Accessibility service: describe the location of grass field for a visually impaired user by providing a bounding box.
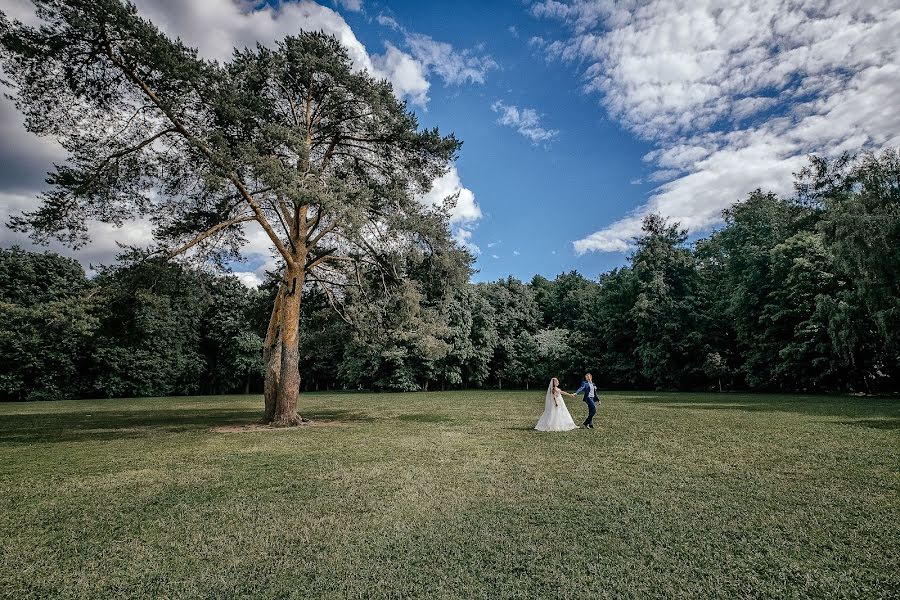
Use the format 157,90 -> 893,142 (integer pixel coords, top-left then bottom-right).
0,391 -> 897,599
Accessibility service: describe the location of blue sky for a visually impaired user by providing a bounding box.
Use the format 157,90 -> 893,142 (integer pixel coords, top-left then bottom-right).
341,2 -> 654,281
1,0 -> 897,285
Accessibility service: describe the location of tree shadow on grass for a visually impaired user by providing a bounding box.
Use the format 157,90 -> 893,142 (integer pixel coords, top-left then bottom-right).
0,406 -> 372,446
837,418 -> 900,430
397,413 -> 454,424
626,393 -> 900,423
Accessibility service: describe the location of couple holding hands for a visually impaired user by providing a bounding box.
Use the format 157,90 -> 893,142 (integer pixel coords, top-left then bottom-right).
534,373 -> 599,432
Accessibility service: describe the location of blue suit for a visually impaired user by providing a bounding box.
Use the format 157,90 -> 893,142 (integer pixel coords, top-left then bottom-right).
574,380 -> 598,427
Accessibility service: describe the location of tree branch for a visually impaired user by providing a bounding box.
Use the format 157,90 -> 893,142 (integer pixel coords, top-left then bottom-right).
101,41 -> 297,269
313,278 -> 353,324
307,220 -> 339,247
167,215 -> 257,258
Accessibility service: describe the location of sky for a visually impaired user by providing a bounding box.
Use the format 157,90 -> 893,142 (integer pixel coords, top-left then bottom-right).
1,0 -> 898,286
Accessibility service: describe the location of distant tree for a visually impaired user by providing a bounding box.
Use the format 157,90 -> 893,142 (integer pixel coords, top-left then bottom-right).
630,214 -> 703,389
585,267 -> 642,388
712,192 -> 805,388
534,328 -> 571,385
0,247 -> 89,305
200,277 -> 264,394
0,249 -> 97,401
339,279 -> 450,391
477,277 -> 541,387
764,230 -> 841,389
807,150 -> 900,390
464,291 -> 500,387
90,256 -> 210,398
703,352 -> 727,392
0,2 -> 459,423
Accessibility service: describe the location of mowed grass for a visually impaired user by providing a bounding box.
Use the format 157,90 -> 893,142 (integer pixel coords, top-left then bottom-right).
0,391 -> 897,599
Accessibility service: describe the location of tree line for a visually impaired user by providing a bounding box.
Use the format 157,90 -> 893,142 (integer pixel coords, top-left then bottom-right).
2,151 -> 896,401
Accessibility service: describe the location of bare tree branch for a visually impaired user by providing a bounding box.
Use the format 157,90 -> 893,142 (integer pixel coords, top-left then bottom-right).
167,215 -> 256,258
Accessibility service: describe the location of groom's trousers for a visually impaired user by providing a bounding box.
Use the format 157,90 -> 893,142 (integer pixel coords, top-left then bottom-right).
583,396 -> 597,426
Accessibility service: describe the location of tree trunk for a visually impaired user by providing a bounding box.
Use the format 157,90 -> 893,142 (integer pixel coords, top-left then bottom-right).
263,290 -> 283,422
263,265 -> 306,426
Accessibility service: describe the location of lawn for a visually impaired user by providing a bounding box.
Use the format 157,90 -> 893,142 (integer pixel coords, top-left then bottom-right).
0,391 -> 897,599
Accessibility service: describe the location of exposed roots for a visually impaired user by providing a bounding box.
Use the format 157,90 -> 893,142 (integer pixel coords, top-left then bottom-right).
266,414 -> 310,428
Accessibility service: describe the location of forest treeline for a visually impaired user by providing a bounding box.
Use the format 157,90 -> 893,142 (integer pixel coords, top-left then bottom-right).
1,151 -> 897,400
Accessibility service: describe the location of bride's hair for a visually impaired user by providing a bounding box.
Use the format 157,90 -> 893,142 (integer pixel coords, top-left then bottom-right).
551,377 -> 558,387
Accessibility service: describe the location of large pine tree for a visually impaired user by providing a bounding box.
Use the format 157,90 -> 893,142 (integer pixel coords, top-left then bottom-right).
0,1 -> 461,423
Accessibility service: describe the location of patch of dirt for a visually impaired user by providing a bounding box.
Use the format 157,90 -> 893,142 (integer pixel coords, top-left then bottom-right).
212,421 -> 342,433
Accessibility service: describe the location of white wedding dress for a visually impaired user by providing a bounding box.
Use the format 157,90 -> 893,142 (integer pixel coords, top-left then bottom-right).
534,381 -> 578,431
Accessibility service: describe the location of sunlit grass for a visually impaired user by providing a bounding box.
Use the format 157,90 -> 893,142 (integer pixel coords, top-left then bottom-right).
1,391 -> 897,598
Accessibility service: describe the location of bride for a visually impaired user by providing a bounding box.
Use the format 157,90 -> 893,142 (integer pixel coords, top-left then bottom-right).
535,377 -> 578,432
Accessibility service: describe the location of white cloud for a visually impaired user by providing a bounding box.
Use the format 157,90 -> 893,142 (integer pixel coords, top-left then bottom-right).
417,165 -> 482,224
376,14 -> 400,30
417,165 -> 485,258
491,254 -> 499,259
508,25 -> 519,38
232,271 -> 264,288
333,0 -> 362,12
491,100 -> 559,144
375,17 -> 498,88
0,192 -> 155,274
513,250 -> 521,256
371,43 -> 430,106
647,169 -> 681,182
452,228 -> 480,255
530,0 -> 900,253
405,33 -> 498,85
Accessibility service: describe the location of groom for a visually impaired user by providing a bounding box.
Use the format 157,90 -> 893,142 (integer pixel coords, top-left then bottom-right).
572,373 -> 598,429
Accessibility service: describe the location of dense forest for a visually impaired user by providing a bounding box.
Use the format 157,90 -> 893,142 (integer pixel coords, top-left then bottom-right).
1,151 -> 897,400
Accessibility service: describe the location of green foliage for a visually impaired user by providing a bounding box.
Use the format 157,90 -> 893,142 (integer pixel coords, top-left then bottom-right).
1,150 -> 898,399
200,277 -> 265,394
90,258 -> 212,397
0,248 -> 97,401
630,214 -> 704,389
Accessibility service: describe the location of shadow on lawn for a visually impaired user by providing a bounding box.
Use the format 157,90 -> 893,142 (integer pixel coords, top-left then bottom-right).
0,406 -> 370,446
628,393 -> 900,424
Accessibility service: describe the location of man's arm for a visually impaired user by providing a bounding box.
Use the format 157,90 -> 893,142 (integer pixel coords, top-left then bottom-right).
573,382 -> 587,395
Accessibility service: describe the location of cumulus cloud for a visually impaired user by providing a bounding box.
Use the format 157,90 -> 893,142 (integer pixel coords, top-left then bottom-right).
371,43 -> 430,106
417,165 -> 482,224
452,227 -> 480,256
417,165 -> 484,258
405,33 -> 498,85
231,271 -> 264,288
375,16 -> 498,88
332,0 -> 362,12
491,100 -> 559,144
530,0 -> 900,253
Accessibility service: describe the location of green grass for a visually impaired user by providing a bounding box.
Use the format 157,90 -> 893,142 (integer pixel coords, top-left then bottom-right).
0,391 -> 897,599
